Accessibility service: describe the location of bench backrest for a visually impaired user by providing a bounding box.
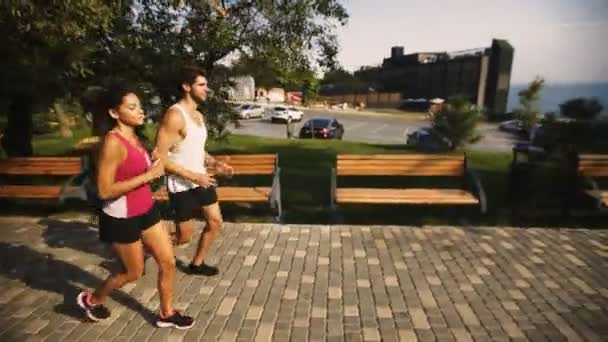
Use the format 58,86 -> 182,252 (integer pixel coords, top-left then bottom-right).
578,154 -> 608,177
336,154 -> 465,176
211,154 -> 277,175
0,157 -> 82,176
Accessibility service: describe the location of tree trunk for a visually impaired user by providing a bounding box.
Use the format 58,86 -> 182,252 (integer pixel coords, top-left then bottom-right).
92,106 -> 108,137
53,101 -> 73,138
1,95 -> 33,157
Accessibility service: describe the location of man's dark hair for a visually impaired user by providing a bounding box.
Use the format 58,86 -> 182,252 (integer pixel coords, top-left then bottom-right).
178,66 -> 206,93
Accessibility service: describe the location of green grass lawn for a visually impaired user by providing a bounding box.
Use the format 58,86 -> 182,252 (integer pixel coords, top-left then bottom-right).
365,107 -> 426,118
2,126 -> 604,227
32,127 -> 93,156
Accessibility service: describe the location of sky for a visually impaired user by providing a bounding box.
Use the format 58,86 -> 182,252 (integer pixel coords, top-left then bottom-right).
335,0 -> 608,85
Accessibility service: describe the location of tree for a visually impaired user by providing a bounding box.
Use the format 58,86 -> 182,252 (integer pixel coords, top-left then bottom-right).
230,56 -> 281,89
354,65 -> 383,91
0,1 -> 121,156
1,0 -> 349,153
91,0 -> 348,137
302,78 -> 321,106
540,97 -> 606,156
431,96 -> 481,150
319,68 -> 367,95
320,68 -> 355,85
559,97 -> 603,121
513,77 -> 544,135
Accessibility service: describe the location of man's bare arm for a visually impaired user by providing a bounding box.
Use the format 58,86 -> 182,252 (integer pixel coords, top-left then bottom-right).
204,152 -> 217,167
205,152 -> 233,175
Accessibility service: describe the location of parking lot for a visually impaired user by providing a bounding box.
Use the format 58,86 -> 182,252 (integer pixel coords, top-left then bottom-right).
231,109 -> 523,152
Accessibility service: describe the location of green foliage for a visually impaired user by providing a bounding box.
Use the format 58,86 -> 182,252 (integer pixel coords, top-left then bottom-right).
0,1 -> 122,155
319,68 -> 368,95
431,96 -> 481,149
230,57 -> 281,88
353,65 -> 383,90
0,1 -> 119,101
534,97 -> 605,156
513,77 -> 544,133
559,97 -> 603,121
302,78 -> 321,105
91,0 -> 348,137
1,0 -> 349,153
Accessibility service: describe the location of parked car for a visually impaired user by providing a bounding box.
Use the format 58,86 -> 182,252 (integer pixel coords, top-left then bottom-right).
498,119 -> 525,134
489,111 -> 516,121
399,98 -> 430,112
299,117 -> 344,139
406,127 -> 453,151
288,106 -> 304,119
237,104 -> 264,119
270,105 -> 304,122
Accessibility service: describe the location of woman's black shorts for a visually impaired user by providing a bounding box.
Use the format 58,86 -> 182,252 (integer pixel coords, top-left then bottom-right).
98,204 -> 161,244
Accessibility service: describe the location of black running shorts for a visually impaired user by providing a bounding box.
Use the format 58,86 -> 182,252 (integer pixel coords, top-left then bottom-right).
98,203 -> 161,244
169,186 -> 218,223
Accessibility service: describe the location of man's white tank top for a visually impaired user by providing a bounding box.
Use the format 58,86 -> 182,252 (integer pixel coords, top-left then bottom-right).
167,104 -> 208,193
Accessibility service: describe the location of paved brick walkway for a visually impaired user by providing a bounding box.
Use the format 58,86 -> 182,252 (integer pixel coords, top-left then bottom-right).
0,216 -> 607,341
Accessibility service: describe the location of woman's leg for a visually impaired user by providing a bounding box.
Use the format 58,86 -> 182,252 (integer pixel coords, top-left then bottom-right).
91,240 -> 145,304
140,221 -> 176,317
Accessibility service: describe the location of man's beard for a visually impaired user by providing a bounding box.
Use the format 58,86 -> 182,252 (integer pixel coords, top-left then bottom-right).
190,92 -> 206,103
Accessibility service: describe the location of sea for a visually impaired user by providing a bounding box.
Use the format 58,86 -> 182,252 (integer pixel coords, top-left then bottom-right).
507,82 -> 608,114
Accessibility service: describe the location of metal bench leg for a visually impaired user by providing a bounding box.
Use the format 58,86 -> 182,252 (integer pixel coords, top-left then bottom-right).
271,167 -> 282,223
58,174 -> 89,204
332,204 -> 344,225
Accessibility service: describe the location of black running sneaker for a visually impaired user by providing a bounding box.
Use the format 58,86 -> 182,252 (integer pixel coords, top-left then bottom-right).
188,263 -> 219,276
156,311 -> 195,329
76,291 -> 111,321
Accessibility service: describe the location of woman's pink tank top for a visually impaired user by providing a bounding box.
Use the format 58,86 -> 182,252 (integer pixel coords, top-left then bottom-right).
101,131 -> 154,218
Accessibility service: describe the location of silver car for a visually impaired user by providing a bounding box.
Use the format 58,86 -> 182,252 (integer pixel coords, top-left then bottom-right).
238,104 -> 265,119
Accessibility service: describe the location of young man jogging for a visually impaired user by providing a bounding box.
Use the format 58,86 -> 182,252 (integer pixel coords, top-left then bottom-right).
155,66 -> 233,276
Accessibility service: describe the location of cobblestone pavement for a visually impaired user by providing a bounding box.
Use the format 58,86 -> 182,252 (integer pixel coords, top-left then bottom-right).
0,216 -> 607,342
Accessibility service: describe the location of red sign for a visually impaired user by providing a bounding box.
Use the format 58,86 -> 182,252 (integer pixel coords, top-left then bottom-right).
286,91 -> 303,105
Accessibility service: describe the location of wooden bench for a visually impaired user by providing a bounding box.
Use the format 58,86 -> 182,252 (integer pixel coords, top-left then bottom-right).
154,153 -> 282,221
576,154 -> 608,210
0,157 -> 89,203
330,154 -> 487,213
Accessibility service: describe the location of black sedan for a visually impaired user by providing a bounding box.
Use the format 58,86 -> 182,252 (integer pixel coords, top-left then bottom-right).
298,117 -> 344,139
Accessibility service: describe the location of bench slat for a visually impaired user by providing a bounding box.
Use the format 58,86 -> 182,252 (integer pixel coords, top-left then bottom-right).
579,164 -> 608,170
579,154 -> 608,160
213,161 -> 276,167
0,157 -> 82,175
0,185 -> 81,199
215,153 -> 277,159
154,187 -> 271,202
337,159 -> 463,165
336,188 -> 478,204
337,155 -> 464,176
0,157 -> 81,162
210,154 -> 276,175
579,160 -> 608,166
579,167 -> 608,177
338,154 -> 464,161
337,166 -> 463,176
215,160 -> 276,165
0,166 -> 82,175
218,187 -> 272,201
578,155 -> 608,176
215,154 -> 276,163
209,166 -> 275,175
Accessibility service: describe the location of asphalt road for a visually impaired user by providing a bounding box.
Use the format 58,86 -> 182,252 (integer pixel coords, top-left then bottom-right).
230,109 -> 524,152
